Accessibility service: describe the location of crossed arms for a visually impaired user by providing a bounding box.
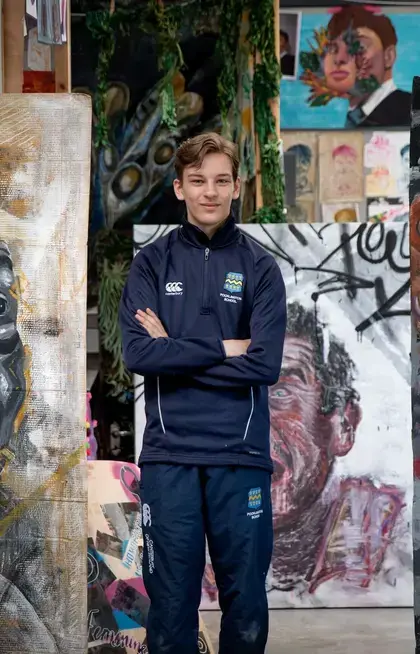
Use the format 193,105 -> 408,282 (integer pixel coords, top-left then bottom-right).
119,251 -> 286,388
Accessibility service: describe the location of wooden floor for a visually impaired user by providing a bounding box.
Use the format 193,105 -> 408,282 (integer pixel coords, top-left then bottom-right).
202,608 -> 415,653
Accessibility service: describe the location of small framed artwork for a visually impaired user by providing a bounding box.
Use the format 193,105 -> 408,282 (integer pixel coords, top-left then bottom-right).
279,10 -> 302,80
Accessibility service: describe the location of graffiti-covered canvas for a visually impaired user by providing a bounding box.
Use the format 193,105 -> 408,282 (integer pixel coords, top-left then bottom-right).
0,95 -> 91,652
281,6 -> 418,129
246,223 -> 412,608
133,223 -> 412,609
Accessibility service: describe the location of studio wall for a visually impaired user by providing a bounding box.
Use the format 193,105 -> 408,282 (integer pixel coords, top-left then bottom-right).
0,95 -> 91,652
133,223 -> 412,609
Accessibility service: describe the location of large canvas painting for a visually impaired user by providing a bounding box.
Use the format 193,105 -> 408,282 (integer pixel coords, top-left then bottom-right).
281,6 -> 419,129
133,223 -> 412,609
0,95 -> 91,652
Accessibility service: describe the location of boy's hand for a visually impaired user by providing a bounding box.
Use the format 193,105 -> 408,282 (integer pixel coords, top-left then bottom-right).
223,339 -> 251,358
136,309 -> 168,338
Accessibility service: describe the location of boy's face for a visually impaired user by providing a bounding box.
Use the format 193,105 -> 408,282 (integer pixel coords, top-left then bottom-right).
173,152 -> 240,233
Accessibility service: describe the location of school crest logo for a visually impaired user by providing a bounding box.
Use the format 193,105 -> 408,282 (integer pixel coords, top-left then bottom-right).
224,272 -> 244,294
248,487 -> 262,510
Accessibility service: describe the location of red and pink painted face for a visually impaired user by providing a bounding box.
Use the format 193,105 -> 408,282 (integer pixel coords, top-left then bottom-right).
269,336 -> 332,529
268,335 -> 357,530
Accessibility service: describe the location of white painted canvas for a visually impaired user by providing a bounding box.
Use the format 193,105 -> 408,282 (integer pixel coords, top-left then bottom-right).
133,223 -> 412,609
365,131 -> 410,199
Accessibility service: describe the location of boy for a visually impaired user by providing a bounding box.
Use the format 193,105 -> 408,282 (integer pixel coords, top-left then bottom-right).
119,133 -> 286,653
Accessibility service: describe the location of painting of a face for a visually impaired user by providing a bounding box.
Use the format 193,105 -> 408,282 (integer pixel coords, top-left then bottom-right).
323,36 -> 357,94
356,27 -> 389,84
269,336 -> 337,529
333,153 -> 355,176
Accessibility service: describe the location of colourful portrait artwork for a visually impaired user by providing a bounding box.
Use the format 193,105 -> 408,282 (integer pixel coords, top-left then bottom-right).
364,132 -> 410,199
319,132 -> 364,204
281,6 -> 417,129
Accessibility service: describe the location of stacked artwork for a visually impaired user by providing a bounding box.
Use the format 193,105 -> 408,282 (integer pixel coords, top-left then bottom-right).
283,129 -> 410,223
279,6 -> 415,223
0,95 -> 91,651
133,222 -> 412,610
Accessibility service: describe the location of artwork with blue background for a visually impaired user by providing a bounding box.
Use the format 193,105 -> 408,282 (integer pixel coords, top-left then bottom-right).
281,7 -> 418,129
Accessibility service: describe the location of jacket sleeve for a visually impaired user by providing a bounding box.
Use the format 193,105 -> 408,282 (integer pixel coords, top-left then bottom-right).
119,249 -> 226,376
190,258 -> 286,388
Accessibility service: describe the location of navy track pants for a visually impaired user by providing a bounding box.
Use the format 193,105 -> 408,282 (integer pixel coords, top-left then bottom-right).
139,464 -> 273,654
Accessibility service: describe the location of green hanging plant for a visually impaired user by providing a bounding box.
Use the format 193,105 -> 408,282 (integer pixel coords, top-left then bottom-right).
216,0 -> 246,131
94,229 -> 133,397
148,0 -> 184,130
98,258 -> 132,396
248,0 -> 285,223
86,10 -> 117,148
215,0 -> 285,222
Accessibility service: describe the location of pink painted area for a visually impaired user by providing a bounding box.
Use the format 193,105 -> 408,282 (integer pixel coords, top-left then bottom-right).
110,461 -> 140,503
332,144 -> 357,160
105,579 -> 118,603
105,577 -> 149,603
124,577 -> 148,597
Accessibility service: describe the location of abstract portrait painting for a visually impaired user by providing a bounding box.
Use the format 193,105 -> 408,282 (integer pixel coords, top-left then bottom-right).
281,7 -> 418,129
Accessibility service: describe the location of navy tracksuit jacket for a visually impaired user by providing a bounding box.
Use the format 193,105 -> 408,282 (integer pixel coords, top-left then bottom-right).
120,216 -> 286,654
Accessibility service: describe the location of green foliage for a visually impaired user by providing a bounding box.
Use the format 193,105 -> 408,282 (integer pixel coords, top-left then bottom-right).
216,0 -> 246,129
86,11 -> 117,148
94,229 -> 133,397
310,94 -> 330,107
98,258 -> 132,396
300,51 -> 320,74
356,75 -> 380,96
248,0 -> 285,223
148,0 -> 184,130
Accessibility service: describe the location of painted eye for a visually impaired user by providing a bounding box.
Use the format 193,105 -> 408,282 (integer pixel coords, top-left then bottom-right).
0,293 -> 7,316
112,164 -> 142,199
154,143 -> 175,165
271,388 -> 287,399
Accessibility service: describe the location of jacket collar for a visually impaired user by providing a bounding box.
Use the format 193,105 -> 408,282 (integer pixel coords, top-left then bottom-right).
179,213 -> 240,249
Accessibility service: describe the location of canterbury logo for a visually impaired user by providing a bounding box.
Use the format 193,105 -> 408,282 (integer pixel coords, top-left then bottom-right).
165,281 -> 183,294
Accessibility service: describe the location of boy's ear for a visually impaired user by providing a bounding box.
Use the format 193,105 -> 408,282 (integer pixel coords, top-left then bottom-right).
173,178 -> 184,201
232,177 -> 241,200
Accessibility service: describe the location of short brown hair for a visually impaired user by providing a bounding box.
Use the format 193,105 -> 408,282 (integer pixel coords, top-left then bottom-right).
327,6 -> 397,50
174,132 -> 239,181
